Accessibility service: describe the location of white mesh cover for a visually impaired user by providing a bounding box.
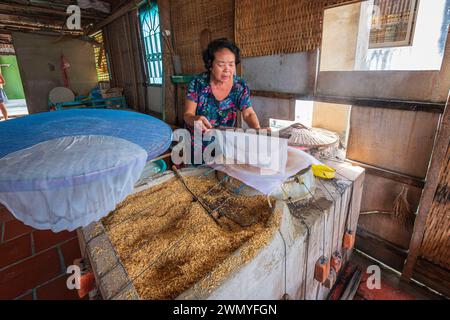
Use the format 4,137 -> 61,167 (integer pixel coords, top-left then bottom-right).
0,135 -> 147,232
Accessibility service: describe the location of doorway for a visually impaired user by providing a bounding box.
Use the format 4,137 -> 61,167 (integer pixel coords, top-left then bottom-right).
0,52 -> 28,120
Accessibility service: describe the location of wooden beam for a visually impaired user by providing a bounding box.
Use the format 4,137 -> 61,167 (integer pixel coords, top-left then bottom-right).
0,25 -> 83,36
413,258 -> 450,298
251,90 -> 298,100
346,159 -> 425,189
0,23 -> 83,35
250,90 -> 446,113
0,13 -> 65,29
356,227 -> 408,272
88,0 -> 143,35
0,2 -> 103,21
312,95 -> 445,113
0,12 -> 93,27
401,91 -> 450,280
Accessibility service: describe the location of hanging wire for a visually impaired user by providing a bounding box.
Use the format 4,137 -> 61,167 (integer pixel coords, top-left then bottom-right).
285,195 -> 310,300
318,179 -> 337,255
322,202 -> 326,259
278,230 -> 288,299
344,182 -> 355,233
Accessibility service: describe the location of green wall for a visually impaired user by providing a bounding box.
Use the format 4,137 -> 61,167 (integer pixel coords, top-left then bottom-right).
0,55 -> 25,100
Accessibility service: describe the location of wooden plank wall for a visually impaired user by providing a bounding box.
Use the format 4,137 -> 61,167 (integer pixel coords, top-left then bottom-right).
347,108 -> 440,179
103,10 -> 147,113
347,106 -> 440,271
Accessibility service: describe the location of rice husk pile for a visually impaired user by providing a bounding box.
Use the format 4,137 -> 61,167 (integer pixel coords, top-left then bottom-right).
101,174 -> 280,300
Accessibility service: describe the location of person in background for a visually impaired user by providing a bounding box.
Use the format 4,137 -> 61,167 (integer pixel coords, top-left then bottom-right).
0,71 -> 8,120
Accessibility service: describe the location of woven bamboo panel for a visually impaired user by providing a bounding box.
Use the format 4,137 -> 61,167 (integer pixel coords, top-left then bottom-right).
171,0 -> 234,74
420,143 -> 450,270
235,0 -> 352,57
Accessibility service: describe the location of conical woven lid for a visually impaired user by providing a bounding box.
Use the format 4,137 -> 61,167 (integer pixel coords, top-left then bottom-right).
279,123 -> 339,148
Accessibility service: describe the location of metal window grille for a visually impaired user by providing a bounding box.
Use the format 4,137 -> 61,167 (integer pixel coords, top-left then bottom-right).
139,1 -> 163,85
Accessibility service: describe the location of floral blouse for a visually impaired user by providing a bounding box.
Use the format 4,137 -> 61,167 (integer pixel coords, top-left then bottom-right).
186,72 -> 252,128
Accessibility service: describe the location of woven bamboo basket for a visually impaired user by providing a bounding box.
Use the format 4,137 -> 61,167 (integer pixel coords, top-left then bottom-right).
279,123 -> 340,158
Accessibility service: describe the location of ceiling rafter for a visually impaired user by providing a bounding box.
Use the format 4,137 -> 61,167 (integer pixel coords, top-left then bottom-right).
0,2 -> 106,21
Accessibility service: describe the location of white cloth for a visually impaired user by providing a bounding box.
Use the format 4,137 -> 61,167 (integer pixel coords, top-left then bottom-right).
212,147 -> 319,195
0,135 -> 147,232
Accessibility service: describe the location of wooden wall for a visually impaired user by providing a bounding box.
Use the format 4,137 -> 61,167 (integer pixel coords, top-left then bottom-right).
347,108 -> 440,179
170,0 -> 234,74
12,32 -> 98,114
347,106 -> 441,272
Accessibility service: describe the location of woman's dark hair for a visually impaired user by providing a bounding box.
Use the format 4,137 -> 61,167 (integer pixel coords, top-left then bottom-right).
202,38 -> 241,70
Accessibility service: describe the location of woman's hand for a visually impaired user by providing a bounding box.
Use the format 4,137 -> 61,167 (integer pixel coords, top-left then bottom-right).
192,115 -> 213,131
184,99 -> 213,131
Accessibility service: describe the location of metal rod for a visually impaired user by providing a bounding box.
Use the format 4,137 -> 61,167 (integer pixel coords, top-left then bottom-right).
172,165 -> 221,226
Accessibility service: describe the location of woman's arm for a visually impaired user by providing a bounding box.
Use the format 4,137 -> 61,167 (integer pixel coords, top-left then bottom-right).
0,74 -> 5,85
184,99 -> 212,131
241,107 -> 261,129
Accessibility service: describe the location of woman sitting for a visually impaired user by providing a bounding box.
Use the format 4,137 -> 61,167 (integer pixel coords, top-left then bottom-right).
184,38 -> 262,132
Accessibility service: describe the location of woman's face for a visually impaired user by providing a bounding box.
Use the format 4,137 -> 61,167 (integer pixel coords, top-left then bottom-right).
210,48 -> 236,83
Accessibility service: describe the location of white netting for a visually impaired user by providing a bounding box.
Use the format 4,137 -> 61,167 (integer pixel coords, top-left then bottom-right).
0,135 -> 147,232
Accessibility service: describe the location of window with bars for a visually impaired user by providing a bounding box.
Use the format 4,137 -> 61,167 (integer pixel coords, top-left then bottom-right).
139,1 -> 163,86
92,31 -> 111,82
369,0 -> 419,48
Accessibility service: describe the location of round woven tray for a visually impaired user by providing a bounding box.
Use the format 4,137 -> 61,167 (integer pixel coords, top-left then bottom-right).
279,123 -> 340,149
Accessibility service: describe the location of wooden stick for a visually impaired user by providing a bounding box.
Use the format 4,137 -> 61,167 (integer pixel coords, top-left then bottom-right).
340,268 -> 362,300
150,152 -> 171,162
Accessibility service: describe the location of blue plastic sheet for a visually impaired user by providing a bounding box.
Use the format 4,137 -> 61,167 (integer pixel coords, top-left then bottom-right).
0,109 -> 172,160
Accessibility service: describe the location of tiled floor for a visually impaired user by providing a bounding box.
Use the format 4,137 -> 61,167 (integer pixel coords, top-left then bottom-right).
0,205 -> 85,300
350,251 -> 445,300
